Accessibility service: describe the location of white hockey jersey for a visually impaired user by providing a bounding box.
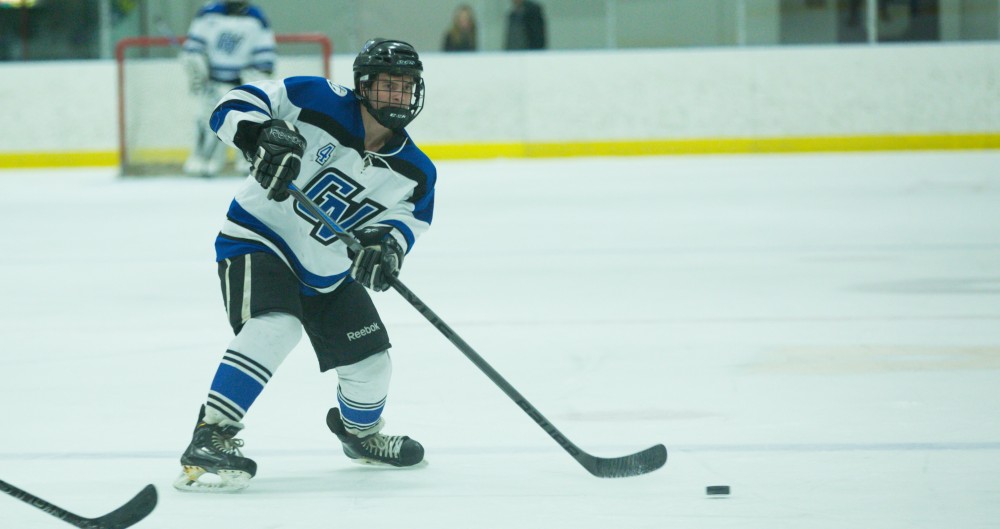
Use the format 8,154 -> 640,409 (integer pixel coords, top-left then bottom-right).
211,76 -> 436,294
183,2 -> 276,83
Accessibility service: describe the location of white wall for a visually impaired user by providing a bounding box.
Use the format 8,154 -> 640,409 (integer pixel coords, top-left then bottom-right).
0,61 -> 119,152
1,42 -> 998,157
411,43 -> 1000,143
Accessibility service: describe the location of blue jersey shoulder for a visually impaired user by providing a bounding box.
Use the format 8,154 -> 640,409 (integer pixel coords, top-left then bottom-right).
246,6 -> 271,28
285,76 -> 365,142
398,136 -> 437,187
196,2 -> 226,17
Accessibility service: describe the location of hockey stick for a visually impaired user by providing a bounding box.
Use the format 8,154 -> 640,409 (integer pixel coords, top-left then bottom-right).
0,479 -> 157,529
288,184 -> 667,478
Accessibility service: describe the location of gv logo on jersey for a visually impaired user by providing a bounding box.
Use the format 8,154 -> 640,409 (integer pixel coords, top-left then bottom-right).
216,32 -> 244,54
295,169 -> 386,244
316,143 -> 335,165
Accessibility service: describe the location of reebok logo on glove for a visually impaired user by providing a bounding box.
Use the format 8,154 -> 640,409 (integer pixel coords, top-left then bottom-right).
267,128 -> 306,150
250,119 -> 306,202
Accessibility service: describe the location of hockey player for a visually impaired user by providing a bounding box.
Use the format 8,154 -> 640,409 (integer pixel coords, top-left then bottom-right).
181,1 -> 276,178
174,38 -> 434,493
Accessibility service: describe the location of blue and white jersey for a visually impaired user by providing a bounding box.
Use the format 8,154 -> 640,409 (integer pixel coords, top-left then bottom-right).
211,76 -> 436,294
183,2 -> 276,83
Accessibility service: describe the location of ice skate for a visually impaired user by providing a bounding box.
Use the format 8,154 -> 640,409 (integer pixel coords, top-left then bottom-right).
174,419 -> 257,493
326,408 -> 425,467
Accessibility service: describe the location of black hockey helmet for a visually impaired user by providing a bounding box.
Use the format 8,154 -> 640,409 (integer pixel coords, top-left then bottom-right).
223,1 -> 250,15
353,38 -> 425,131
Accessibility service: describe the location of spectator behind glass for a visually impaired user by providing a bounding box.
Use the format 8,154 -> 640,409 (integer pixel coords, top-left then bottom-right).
443,4 -> 477,52
504,0 -> 546,50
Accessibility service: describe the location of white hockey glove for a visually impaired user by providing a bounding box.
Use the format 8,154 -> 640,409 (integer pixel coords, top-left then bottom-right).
181,52 -> 209,95
249,120 -> 306,202
350,226 -> 404,292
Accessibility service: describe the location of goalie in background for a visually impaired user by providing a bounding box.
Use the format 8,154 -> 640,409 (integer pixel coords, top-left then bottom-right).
181,1 -> 276,178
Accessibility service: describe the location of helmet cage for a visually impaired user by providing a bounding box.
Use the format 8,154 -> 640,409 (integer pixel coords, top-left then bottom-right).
353,39 -> 425,131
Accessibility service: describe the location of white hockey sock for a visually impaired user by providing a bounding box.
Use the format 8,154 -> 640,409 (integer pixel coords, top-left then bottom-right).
204,312 -> 302,424
335,351 -> 392,432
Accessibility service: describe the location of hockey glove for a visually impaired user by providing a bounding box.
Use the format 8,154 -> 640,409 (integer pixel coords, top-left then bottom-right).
350,226 -> 405,292
250,119 -> 306,202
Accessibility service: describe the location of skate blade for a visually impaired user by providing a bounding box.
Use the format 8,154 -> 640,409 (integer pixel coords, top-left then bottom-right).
173,465 -> 252,493
349,457 -> 428,469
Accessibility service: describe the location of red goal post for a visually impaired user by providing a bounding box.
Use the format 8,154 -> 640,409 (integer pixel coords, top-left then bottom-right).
115,33 -> 332,176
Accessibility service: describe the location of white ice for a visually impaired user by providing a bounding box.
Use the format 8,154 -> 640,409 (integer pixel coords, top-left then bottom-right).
1,151 -> 998,528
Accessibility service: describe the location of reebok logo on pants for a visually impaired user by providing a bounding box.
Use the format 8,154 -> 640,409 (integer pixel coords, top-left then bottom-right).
346,322 -> 381,341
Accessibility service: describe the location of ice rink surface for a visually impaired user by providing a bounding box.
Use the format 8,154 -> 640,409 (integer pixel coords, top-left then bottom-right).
1,151 -> 998,528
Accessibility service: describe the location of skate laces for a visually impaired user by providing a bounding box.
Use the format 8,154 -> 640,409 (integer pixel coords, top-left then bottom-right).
210,427 -> 245,456
362,433 -> 405,459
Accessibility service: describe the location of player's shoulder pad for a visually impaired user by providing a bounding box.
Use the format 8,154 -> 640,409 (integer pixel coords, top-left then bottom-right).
283,76 -> 353,106
379,135 -> 437,192
197,3 -> 226,17
194,4 -> 218,18
283,77 -> 364,148
246,6 -> 271,28
399,138 -> 437,184
388,137 -> 436,226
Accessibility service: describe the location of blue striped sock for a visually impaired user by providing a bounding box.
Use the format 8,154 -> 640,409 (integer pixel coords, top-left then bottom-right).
337,386 -> 386,431
206,350 -> 273,422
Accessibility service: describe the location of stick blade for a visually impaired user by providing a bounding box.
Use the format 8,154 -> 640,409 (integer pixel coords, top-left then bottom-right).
583,444 -> 667,478
90,484 -> 157,529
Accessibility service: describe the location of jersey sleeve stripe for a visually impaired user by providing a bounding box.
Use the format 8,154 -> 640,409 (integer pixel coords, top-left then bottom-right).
210,100 -> 269,132
381,219 -> 415,251
233,85 -> 273,114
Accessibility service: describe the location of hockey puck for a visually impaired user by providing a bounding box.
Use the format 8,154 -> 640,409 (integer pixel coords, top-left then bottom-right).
706,485 -> 730,496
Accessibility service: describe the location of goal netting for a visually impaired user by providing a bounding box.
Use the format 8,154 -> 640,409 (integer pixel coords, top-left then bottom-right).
115,34 -> 332,176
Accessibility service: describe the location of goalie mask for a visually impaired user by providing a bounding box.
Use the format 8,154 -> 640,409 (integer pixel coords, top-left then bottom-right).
353,38 -> 425,131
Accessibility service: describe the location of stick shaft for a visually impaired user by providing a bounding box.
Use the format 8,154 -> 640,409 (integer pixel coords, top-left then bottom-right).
386,276 -> 587,458
0,479 -> 88,527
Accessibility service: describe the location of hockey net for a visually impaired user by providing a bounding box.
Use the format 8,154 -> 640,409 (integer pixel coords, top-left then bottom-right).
115,34 -> 332,176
